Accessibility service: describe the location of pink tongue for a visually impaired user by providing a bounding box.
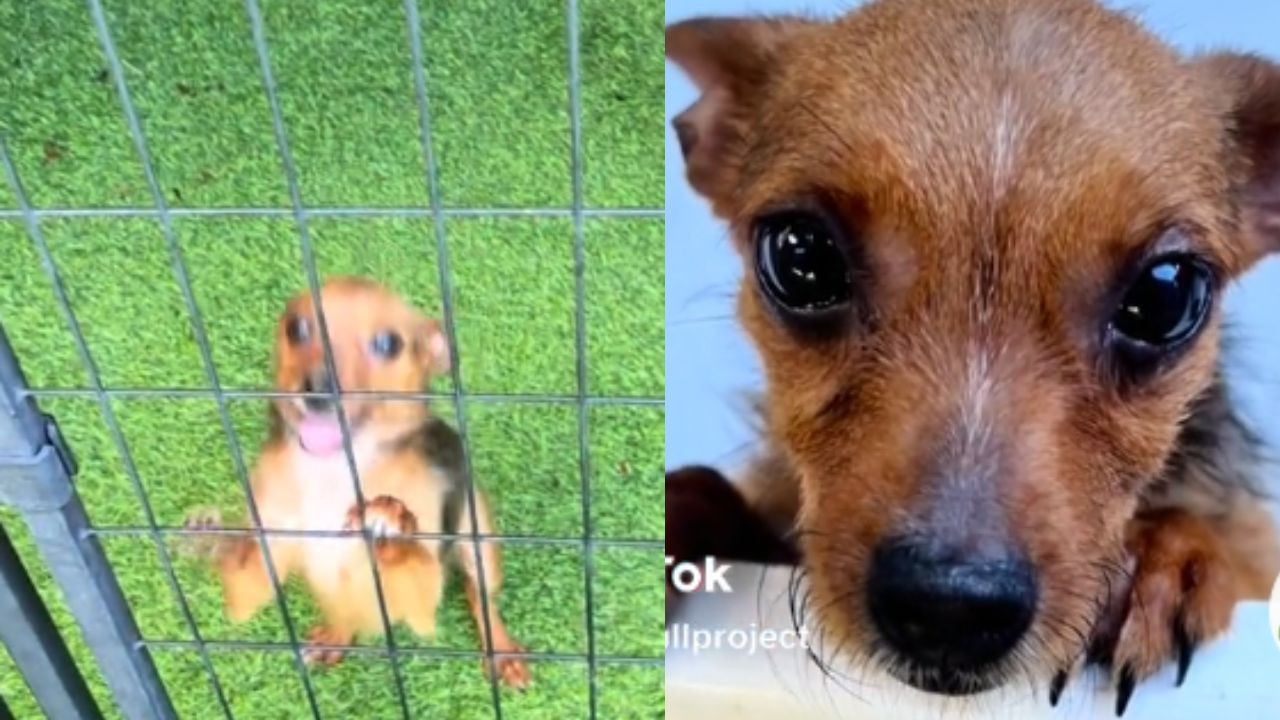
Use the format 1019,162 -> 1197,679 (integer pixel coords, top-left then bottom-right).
297,416 -> 345,455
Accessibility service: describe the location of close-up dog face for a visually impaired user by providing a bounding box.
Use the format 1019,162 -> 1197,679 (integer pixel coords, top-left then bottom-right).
669,0 -> 1280,696
273,277 -> 450,454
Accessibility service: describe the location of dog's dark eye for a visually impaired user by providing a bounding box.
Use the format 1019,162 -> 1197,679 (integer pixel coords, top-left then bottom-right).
754,212 -> 853,316
371,331 -> 404,360
285,315 -> 311,346
1111,255 -> 1212,348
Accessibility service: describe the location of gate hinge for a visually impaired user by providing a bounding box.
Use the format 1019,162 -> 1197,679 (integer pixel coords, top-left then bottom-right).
42,413 -> 78,478
0,414 -> 78,512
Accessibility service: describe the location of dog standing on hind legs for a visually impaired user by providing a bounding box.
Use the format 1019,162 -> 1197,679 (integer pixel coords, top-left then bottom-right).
665,0 -> 1280,713
187,276 -> 530,688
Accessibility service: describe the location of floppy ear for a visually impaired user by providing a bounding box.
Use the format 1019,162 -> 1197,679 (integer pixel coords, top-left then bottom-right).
666,17 -> 818,212
1198,52 -> 1280,261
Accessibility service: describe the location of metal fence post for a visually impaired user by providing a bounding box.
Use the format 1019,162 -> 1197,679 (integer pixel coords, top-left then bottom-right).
0,522 -> 103,720
0,324 -> 177,720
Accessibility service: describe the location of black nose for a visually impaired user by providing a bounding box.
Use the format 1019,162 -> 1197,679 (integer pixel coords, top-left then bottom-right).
866,538 -> 1036,676
301,371 -> 336,412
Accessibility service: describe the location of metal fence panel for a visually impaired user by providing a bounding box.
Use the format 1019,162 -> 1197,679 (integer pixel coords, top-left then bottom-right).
0,0 -> 663,718
0,321 -> 176,720
0,522 -> 103,720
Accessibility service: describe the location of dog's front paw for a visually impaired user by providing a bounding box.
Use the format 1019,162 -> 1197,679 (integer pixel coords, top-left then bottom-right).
1082,510 -> 1235,716
176,506 -> 225,562
303,626 -> 350,667
666,466 -> 796,621
344,495 -> 418,562
485,644 -> 531,691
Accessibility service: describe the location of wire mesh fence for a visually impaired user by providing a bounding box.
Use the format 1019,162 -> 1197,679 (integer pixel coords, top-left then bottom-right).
0,0 -> 664,718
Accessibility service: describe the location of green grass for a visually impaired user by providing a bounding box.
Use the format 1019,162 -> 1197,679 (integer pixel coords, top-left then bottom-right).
0,0 -> 663,717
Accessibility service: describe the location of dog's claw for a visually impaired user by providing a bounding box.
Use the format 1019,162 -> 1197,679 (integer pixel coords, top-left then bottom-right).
1115,666 -> 1136,717
1049,670 -> 1068,707
1174,622 -> 1195,688
176,506 -> 224,561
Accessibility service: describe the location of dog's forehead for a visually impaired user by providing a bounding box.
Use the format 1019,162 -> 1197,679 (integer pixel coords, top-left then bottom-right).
283,280 -> 415,337
741,0 -> 1226,254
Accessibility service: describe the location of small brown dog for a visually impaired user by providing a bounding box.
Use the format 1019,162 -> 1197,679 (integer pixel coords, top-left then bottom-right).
188,276 -> 529,688
666,0 -> 1280,713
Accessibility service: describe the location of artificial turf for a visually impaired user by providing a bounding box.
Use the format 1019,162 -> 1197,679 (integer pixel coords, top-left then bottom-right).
0,0 -> 664,718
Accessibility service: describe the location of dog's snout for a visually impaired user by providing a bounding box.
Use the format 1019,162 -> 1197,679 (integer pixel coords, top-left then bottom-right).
301,370 -> 337,412
867,538 -> 1036,678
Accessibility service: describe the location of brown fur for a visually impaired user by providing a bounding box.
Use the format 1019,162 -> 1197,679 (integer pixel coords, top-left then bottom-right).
189,277 -> 529,688
666,0 -> 1280,703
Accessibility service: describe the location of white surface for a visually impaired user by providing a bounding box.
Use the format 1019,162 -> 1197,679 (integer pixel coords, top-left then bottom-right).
1270,575 -> 1280,652
667,563 -> 1280,720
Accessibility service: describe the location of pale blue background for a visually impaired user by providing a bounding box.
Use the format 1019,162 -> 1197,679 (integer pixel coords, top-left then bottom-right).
666,0 -> 1280,471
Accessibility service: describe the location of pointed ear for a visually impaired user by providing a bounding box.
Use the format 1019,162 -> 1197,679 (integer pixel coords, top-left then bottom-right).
1197,52 -> 1280,260
414,317 -> 451,376
666,17 -> 819,211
